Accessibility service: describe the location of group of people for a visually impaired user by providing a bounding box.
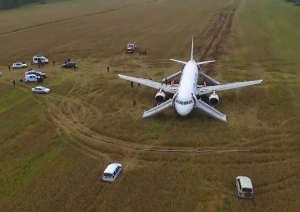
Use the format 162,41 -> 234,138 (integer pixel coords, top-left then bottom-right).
139,50 -> 147,56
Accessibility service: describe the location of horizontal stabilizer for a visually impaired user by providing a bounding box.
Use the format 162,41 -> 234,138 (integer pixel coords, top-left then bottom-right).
195,99 -> 227,122
196,60 -> 216,65
143,99 -> 173,118
169,59 -> 187,65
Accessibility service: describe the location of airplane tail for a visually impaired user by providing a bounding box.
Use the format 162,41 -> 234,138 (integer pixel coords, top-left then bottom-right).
169,37 -> 216,65
191,36 -> 194,60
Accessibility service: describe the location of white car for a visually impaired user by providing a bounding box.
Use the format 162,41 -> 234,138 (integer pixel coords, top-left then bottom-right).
235,176 -> 254,199
25,70 -> 47,78
31,86 -> 50,94
12,62 -> 27,69
102,163 -> 123,182
32,55 -> 49,64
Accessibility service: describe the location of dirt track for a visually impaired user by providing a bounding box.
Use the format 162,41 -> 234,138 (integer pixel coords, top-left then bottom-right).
196,0 -> 239,76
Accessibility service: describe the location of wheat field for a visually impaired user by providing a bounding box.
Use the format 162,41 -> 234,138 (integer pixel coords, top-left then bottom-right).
0,0 -> 299,211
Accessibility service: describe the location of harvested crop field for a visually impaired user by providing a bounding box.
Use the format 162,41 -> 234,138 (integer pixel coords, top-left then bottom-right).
0,0 -> 299,211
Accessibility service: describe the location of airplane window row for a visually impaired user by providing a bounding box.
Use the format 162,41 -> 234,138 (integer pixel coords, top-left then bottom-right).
176,99 -> 193,105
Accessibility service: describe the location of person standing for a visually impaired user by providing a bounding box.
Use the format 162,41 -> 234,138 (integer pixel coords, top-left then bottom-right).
107,66 -> 110,72
13,79 -> 15,87
8,65 -> 11,71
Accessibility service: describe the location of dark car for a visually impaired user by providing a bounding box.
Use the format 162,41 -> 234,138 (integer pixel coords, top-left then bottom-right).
25,70 -> 47,78
62,62 -> 77,69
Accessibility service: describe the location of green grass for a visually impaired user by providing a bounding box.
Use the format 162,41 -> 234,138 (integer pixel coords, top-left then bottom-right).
0,87 -> 31,113
0,0 -> 299,211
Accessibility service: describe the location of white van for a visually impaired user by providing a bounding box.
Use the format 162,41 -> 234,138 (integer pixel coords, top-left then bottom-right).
102,163 -> 122,182
32,54 -> 49,64
235,176 -> 254,199
24,74 -> 43,83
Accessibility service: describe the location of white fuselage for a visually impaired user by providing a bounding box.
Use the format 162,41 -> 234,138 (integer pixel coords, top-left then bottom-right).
174,60 -> 198,116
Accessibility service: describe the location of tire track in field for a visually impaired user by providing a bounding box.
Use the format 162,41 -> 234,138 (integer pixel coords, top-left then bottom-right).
33,79 -> 250,162
255,171 -> 300,194
0,4 -> 136,37
46,92 -> 251,160
195,0 -> 239,76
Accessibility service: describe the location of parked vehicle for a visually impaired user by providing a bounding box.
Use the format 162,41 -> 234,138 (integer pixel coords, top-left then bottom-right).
126,41 -> 137,53
102,163 -> 122,182
235,176 -> 254,199
12,62 -> 27,69
61,61 -> 77,69
25,70 -> 47,78
24,74 -> 43,83
32,86 -> 50,94
32,54 -> 49,64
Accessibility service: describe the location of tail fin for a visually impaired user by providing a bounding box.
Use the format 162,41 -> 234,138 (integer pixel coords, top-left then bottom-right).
191,36 -> 194,60
170,36 -> 215,65
169,36 -> 194,64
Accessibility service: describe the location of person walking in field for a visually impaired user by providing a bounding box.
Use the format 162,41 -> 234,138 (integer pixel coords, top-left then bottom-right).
8,65 -> 10,71
107,66 -> 110,72
13,79 -> 15,87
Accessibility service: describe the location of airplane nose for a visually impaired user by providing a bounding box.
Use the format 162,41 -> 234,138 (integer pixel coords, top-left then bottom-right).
175,103 -> 193,116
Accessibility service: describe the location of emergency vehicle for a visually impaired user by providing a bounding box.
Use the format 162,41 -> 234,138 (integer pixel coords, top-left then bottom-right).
126,41 -> 137,53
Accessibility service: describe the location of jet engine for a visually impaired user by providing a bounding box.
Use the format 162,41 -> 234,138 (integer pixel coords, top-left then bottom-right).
155,91 -> 166,104
209,92 -> 219,106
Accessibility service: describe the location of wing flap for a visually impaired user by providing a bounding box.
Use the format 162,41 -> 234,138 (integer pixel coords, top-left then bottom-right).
199,71 -> 221,85
164,70 -> 182,82
118,74 -> 161,90
197,80 -> 263,95
118,74 -> 177,94
143,99 -> 173,118
195,99 -> 227,122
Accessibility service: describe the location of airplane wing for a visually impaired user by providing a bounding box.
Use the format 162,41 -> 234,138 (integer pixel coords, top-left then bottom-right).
143,99 -> 173,118
164,70 -> 182,82
197,80 -> 263,95
195,99 -> 227,122
118,74 -> 177,94
199,71 -> 221,85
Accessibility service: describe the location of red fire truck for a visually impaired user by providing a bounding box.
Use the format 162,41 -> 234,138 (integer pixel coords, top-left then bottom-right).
126,41 -> 137,53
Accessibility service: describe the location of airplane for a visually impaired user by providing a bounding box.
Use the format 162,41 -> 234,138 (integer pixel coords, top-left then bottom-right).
118,37 -> 263,122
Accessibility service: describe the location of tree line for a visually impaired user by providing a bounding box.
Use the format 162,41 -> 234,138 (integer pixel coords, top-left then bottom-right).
0,0 -> 60,10
285,0 -> 300,5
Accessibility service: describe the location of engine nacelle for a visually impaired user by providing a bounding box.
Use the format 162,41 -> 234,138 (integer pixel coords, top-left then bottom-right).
155,91 -> 166,104
209,92 -> 219,106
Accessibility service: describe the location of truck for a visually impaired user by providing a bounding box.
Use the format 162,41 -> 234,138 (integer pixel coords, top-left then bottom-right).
126,41 -> 137,53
